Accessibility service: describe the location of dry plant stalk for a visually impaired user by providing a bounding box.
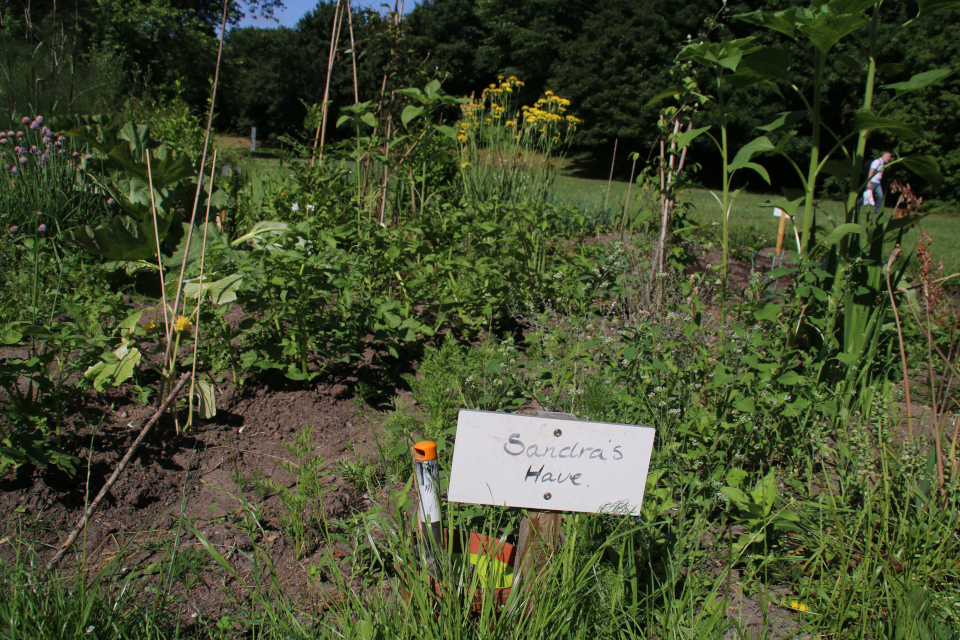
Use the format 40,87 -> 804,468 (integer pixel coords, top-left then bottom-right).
186,150 -> 219,428
314,0 -> 344,167
171,0 -> 230,324
46,373 -> 192,571
605,138 -> 617,210
345,0 -> 359,103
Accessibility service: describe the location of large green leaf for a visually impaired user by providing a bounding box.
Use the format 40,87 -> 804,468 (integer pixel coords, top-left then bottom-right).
821,223 -> 865,248
729,136 -> 775,183
916,0 -> 960,15
85,344 -> 141,392
69,211 -> 182,261
674,126 -> 711,150
401,105 -> 424,126
852,110 -> 922,140
899,155 -> 943,188
882,68 -> 954,94
757,110 -> 807,132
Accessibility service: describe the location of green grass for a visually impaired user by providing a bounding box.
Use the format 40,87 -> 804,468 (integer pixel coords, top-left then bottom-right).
551,172 -> 960,275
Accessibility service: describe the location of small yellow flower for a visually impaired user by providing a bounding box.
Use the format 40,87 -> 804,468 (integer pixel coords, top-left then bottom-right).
143,321 -> 156,333
460,161 -> 471,168
173,316 -> 193,333
789,601 -> 810,612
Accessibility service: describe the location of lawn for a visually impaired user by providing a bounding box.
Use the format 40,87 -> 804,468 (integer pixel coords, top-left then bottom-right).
552,172 -> 960,275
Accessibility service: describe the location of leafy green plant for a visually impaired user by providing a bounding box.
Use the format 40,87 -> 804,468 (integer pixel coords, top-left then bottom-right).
720,469 -> 800,556
257,426 -> 329,560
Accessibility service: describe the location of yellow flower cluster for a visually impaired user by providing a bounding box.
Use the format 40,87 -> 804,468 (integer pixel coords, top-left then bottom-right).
454,76 -> 578,150
482,75 -> 525,99
173,315 -> 193,333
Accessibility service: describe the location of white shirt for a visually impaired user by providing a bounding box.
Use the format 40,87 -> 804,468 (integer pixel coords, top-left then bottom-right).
869,157 -> 885,184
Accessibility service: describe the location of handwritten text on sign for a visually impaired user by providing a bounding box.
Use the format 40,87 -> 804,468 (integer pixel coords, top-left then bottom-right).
447,410 -> 655,515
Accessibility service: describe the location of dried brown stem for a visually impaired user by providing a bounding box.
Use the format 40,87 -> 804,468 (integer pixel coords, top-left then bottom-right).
45,373 -> 191,571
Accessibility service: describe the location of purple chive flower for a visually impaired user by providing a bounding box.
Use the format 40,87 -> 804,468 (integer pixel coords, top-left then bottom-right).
18,156 -> 27,165
20,116 -> 30,125
37,224 -> 47,233
84,154 -> 92,160
29,145 -> 38,154
0,138 -> 6,146
29,121 -> 40,131
10,166 -> 18,175
71,151 -> 79,158
16,131 -> 23,138
37,211 -> 42,217
2,164 -> 8,171
106,198 -> 115,206
9,225 -> 18,234
35,116 -> 43,124
6,131 -> 13,137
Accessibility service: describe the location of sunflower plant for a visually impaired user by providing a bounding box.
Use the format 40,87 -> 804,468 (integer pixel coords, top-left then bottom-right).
456,76 -> 580,207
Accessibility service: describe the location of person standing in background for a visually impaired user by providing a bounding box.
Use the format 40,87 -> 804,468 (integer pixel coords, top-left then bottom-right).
859,151 -> 892,217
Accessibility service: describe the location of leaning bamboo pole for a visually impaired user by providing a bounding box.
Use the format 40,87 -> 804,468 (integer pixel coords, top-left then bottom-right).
312,0 -> 343,167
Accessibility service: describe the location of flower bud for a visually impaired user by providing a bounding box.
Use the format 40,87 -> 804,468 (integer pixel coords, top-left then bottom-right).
20,116 -> 30,125
71,151 -> 79,158
35,116 -> 43,124
84,154 -> 93,160
18,156 -> 27,164
9,225 -> 18,234
38,224 -> 47,233
106,198 -> 115,206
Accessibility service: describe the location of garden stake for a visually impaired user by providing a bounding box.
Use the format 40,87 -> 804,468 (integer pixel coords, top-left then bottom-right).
46,372 -> 191,571
345,0 -> 359,103
605,138 -> 617,210
412,440 -> 444,577
314,0 -> 344,167
511,412 -> 574,594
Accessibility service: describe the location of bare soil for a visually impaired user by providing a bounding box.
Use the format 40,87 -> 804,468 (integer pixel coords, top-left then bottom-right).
0,371 -> 393,626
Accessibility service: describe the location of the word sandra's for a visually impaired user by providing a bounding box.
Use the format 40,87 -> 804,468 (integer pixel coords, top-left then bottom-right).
502,433 -> 623,461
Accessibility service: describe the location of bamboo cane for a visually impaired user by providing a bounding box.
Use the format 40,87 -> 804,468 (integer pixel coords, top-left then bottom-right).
314,0 -> 344,167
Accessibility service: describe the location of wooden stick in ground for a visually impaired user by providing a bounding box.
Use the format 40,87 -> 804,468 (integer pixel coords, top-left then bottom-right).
775,207 -> 788,260
46,372 -> 191,571
619,155 -> 638,241
605,138 -> 617,210
512,411 -> 573,601
313,0 -> 343,167
345,0 -> 359,103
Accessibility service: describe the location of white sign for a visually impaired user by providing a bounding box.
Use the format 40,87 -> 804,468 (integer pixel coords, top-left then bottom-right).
772,207 -> 791,218
447,410 -> 655,515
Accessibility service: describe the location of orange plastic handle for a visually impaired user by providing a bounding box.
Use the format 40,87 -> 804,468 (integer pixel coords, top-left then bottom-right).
413,440 -> 438,461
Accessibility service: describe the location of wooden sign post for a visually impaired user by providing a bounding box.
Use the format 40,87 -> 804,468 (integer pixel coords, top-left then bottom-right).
447,409 -> 656,591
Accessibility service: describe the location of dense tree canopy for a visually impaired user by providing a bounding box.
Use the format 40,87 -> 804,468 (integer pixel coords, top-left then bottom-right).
406,0 -> 960,204
0,0 -> 956,202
